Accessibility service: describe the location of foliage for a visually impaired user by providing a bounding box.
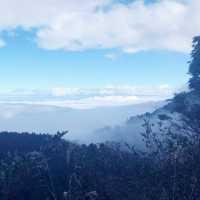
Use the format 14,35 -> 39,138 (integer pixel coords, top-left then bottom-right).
172,92 -> 187,113
1,117 -> 200,200
189,36 -> 200,91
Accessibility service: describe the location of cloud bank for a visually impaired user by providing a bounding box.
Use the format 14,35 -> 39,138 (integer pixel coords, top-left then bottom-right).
0,0 -> 199,53
0,85 -> 175,109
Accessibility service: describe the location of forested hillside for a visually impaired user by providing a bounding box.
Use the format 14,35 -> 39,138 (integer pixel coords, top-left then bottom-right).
0,127 -> 200,200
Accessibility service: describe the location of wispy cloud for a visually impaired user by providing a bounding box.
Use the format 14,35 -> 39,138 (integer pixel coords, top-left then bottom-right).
0,84 -> 177,109
52,87 -> 80,97
0,0 -> 199,53
0,39 -> 5,47
104,53 -> 118,60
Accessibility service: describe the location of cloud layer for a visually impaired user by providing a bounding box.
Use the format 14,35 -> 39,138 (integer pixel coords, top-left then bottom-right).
0,0 -> 199,53
0,85 -> 175,109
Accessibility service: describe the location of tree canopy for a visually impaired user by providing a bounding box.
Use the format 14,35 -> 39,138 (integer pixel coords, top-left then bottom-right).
189,36 -> 200,90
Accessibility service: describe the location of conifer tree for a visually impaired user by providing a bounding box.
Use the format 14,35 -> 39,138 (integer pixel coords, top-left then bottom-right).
189,36 -> 200,91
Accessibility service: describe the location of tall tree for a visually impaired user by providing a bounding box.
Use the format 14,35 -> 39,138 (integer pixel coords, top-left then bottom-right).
189,36 -> 200,91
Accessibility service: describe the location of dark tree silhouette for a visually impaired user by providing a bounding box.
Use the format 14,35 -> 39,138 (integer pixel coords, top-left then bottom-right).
189,36 -> 200,91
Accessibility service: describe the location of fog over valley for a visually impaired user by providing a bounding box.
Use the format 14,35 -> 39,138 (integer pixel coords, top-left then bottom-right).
0,101 -> 165,143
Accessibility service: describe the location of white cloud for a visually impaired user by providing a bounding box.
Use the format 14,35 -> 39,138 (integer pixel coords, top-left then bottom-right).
37,0 -> 191,52
16,96 -> 140,109
0,0 -> 198,53
0,104 -> 26,119
0,84 -> 176,109
0,95 -> 163,109
98,84 -> 175,97
0,39 -> 5,47
52,87 -> 80,97
105,53 -> 118,60
0,0 -> 109,28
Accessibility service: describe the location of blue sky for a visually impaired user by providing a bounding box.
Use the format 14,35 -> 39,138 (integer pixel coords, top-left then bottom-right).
0,0 -> 198,108
0,29 -> 189,89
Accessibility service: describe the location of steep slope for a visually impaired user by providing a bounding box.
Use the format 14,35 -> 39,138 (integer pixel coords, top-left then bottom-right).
93,90 -> 200,146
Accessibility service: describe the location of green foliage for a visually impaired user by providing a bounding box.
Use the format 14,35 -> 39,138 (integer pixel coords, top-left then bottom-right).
189,36 -> 200,90
173,92 -> 187,113
140,105 -> 200,200
189,36 -> 200,76
189,75 -> 200,91
158,114 -> 172,121
0,123 -> 200,200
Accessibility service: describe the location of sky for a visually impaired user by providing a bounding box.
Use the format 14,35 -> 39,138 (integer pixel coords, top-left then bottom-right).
0,0 -> 198,108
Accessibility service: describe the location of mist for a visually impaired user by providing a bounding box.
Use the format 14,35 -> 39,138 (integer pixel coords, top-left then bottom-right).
0,101 -> 165,143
